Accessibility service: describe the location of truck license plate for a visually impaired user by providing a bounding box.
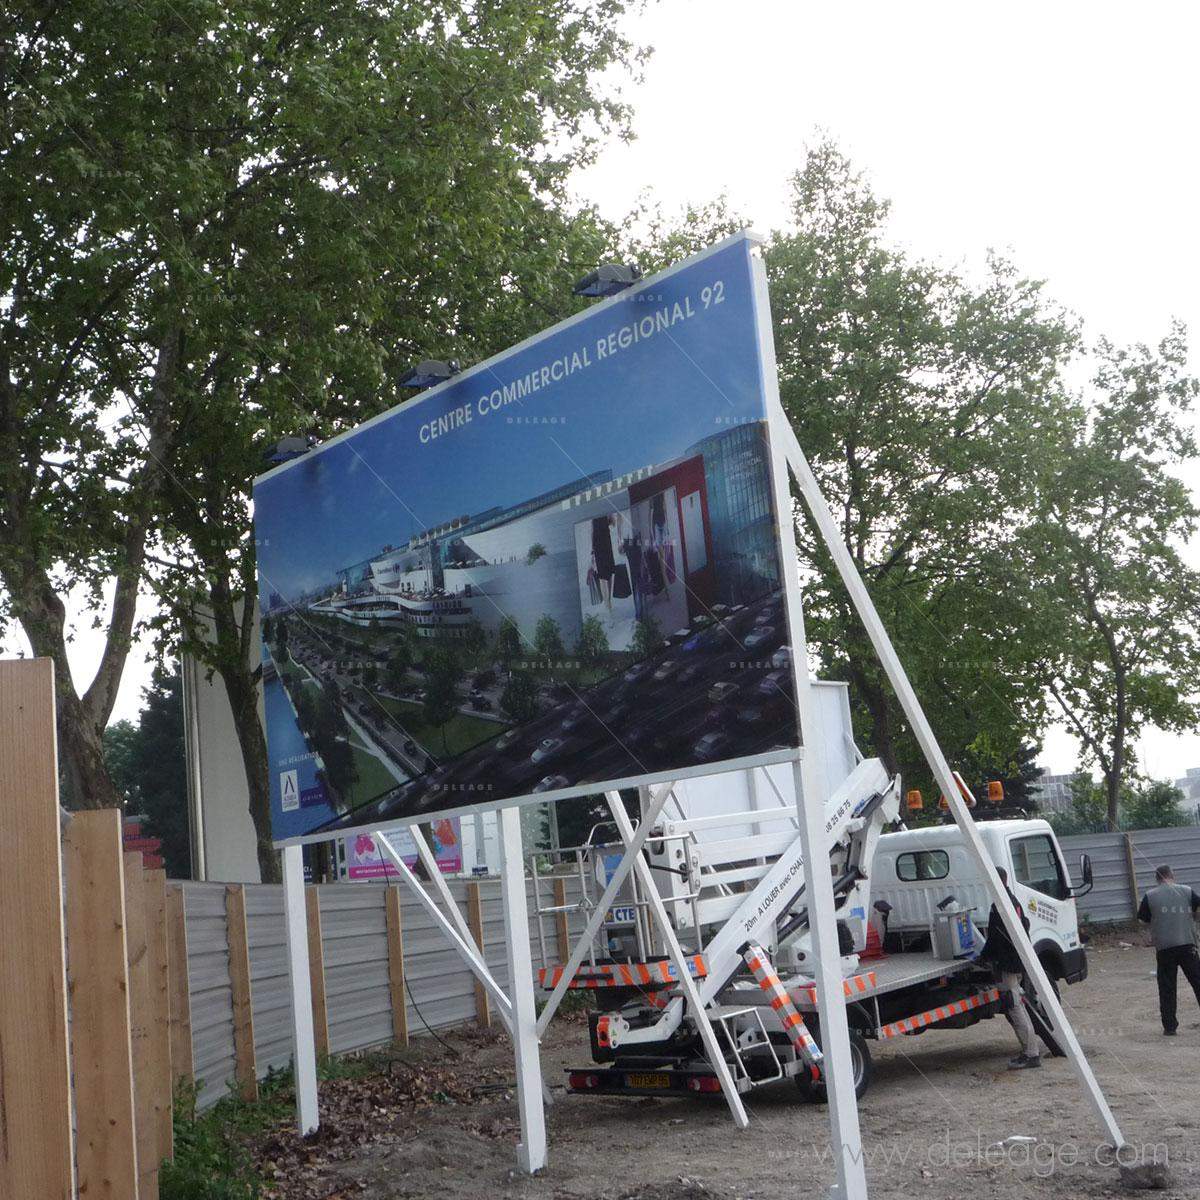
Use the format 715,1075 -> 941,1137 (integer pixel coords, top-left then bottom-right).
626,1071 -> 670,1089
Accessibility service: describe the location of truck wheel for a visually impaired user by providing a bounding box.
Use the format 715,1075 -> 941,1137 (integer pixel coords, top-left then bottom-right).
1023,975 -> 1066,1058
795,1027 -> 872,1103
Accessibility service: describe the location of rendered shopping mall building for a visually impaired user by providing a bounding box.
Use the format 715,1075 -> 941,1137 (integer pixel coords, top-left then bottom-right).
307,420 -> 779,654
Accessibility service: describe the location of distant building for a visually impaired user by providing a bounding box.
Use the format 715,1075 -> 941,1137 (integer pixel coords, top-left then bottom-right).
1030,769 -> 1089,814
1174,768 -> 1200,818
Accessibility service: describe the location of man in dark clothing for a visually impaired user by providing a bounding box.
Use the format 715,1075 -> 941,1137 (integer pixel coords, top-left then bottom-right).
978,867 -> 1040,1069
1137,864 -> 1200,1035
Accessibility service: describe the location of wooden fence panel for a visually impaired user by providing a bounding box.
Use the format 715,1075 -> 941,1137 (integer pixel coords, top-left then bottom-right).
0,658 -> 74,1199
64,810 -> 140,1200
145,868 -> 174,1164
385,885 -> 408,1046
306,885 -> 331,1056
124,851 -> 157,1200
467,881 -> 491,1028
167,884 -> 195,1089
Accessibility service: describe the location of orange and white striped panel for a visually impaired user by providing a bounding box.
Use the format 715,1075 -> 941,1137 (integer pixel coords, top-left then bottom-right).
743,942 -> 823,1070
877,986 -> 1001,1039
537,956 -> 706,991
797,971 -> 877,1006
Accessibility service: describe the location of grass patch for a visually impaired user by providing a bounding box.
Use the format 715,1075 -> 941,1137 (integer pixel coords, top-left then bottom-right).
371,693 -> 499,757
344,739 -> 401,806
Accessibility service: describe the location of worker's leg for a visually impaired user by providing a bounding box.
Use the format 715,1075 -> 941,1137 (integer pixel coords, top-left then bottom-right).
1177,944 -> 1200,1012
1001,971 -> 1039,1059
1156,948 -> 1179,1033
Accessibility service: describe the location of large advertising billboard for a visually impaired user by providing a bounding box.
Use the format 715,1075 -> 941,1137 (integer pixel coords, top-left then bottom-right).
254,232 -> 800,847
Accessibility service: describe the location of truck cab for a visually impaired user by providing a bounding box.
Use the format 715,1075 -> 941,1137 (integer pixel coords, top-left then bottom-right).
871,818 -> 1092,984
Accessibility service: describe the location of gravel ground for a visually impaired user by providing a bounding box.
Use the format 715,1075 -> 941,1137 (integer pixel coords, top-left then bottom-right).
289,927 -> 1200,1199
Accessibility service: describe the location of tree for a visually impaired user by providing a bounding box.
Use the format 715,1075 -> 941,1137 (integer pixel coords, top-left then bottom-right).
461,620 -> 488,668
102,668 -> 191,877
500,669 -> 539,724
1020,329 -> 1200,830
1,1 -> 642,871
575,615 -> 610,668
630,616 -> 664,661
768,141 -> 1079,795
1124,781 -> 1190,832
422,648 -> 463,754
494,616 -> 524,671
526,543 -> 547,566
533,613 -> 566,667
1047,776 -> 1109,837
385,643 -> 413,696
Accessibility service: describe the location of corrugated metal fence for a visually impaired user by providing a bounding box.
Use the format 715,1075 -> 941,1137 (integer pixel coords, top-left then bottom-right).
1059,824 -> 1200,926
182,875 -> 588,1111
181,825 -> 1200,1110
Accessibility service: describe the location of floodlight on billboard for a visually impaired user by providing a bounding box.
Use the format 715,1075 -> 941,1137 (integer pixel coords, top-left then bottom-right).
253,232 -> 802,848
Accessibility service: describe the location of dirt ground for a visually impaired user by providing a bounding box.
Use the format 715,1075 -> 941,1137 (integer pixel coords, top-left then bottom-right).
271,927 -> 1200,1199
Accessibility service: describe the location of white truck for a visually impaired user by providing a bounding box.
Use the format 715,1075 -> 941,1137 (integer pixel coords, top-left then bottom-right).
532,680 -> 1094,1106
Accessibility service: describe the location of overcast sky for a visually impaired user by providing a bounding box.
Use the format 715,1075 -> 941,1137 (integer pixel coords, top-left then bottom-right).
8,0 -> 1198,783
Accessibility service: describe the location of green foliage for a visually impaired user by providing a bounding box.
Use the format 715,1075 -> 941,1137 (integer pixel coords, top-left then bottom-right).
630,616 -> 664,661
460,619 -> 488,667
1049,775 -> 1194,834
500,669 -> 539,723
102,668 -> 191,877
533,613 -> 566,664
767,140 -> 1079,794
1123,781 -> 1191,831
526,542 -> 548,566
574,614 -> 610,666
1017,330 -> 1200,829
494,616 -> 524,668
161,1085 -> 262,1200
1,0 -> 642,852
422,647 -> 464,751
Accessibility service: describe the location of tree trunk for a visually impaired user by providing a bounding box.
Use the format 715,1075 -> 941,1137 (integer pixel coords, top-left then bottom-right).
220,661 -> 281,883
7,568 -> 124,810
850,663 -> 899,776
1106,669 -> 1128,832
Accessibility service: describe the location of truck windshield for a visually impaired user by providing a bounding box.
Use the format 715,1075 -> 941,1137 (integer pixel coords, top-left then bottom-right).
1011,834 -> 1069,900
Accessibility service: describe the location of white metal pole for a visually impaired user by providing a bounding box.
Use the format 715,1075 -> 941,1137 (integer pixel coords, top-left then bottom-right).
778,421 -> 1126,1151
375,831 -> 514,1018
606,792 -> 750,1130
754,250 -> 869,1200
282,843 -> 319,1134
375,830 -> 556,1108
498,806 -> 548,1173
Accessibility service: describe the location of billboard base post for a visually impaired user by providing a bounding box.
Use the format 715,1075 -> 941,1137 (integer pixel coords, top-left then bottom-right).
373,830 -> 555,1109
498,806 -> 548,1173
605,791 -> 750,1130
778,423 -> 1126,1152
282,844 -> 320,1135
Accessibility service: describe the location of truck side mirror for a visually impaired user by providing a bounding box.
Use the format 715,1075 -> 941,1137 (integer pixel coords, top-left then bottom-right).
1073,852 -> 1094,897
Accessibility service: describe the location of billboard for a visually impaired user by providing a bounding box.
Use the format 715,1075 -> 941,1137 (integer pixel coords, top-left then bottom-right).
254,231 -> 800,847
345,820 -> 462,880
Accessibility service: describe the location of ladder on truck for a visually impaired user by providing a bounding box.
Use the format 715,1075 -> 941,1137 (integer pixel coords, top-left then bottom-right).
534,758 -> 901,1103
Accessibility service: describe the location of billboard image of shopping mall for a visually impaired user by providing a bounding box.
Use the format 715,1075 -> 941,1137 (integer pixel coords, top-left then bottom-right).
254,233 -> 802,846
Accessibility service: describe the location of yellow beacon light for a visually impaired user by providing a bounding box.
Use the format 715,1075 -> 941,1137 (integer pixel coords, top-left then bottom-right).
906,789 -> 923,811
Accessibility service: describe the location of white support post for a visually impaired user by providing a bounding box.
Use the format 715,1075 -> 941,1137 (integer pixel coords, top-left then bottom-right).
282,844 -> 319,1135
375,831 -> 515,1019
377,830 -> 555,1109
778,421 -> 1126,1152
606,791 -> 750,1131
535,783 -> 676,1037
755,250 -> 869,1200
498,807 -> 547,1174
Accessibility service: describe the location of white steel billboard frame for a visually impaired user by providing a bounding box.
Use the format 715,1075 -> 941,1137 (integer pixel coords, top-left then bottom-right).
276,232 -> 1125,1200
